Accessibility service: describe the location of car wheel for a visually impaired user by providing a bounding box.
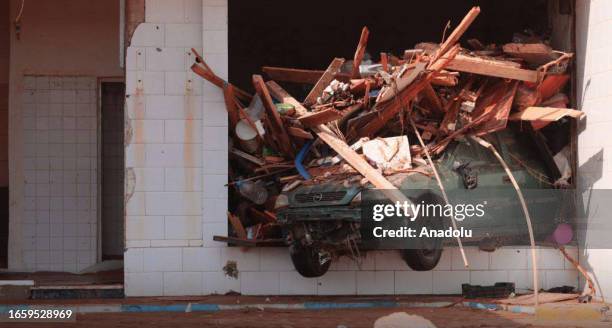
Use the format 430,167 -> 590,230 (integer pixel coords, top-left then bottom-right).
401,193 -> 445,271
289,243 -> 331,278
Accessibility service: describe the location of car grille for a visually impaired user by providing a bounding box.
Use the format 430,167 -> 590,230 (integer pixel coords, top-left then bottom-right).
295,191 -> 347,203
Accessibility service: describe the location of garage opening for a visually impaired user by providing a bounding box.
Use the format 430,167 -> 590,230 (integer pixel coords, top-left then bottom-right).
224,0 -> 576,247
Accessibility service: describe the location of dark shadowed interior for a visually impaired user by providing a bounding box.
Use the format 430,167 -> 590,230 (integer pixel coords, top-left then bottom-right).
228,0 -> 549,95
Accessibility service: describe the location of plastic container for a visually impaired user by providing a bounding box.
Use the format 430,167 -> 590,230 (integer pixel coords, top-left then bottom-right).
236,180 -> 268,205
235,119 -> 260,153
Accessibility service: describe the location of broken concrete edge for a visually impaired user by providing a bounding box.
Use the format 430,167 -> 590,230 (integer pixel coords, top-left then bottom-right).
0,300 -> 537,315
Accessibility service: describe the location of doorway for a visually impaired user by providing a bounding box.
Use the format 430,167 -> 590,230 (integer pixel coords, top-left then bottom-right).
100,82 -> 125,260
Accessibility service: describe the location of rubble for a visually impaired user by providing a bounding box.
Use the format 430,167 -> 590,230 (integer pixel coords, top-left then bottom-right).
190,6 -> 582,247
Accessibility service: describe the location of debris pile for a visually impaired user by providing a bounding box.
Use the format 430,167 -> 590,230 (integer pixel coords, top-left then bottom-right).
190,7 -> 583,246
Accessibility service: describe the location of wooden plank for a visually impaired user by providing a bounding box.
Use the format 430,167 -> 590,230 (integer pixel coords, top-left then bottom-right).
223,85 -> 240,131
358,45 -> 461,138
266,81 -> 309,116
227,212 -> 247,239
422,83 -> 444,113
473,81 -> 519,136
431,71 -> 459,86
377,61 -> 426,103
252,75 -> 294,158
502,43 -> 553,65
314,127 -> 412,204
298,108 -> 343,128
380,52 -> 388,72
303,58 -> 345,107
498,292 -> 578,306
262,66 -> 352,85
509,106 -> 584,122
262,66 -> 324,85
446,54 -> 539,82
190,49 -> 252,102
431,6 -> 481,63
351,27 -> 370,78
287,126 -> 314,139
230,148 -> 266,166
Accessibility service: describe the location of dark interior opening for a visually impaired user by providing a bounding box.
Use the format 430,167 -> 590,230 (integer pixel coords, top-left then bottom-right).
101,82 -> 125,260
228,0 -> 549,95
0,0 -> 10,268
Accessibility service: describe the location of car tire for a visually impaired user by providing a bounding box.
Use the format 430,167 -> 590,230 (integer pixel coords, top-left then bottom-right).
401,193 -> 445,271
289,243 -> 331,278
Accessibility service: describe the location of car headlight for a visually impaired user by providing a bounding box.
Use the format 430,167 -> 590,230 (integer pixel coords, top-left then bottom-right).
350,192 -> 362,206
275,194 -> 289,209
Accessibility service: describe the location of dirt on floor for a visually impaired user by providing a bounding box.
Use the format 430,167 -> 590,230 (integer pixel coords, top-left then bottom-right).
2,307 -> 608,328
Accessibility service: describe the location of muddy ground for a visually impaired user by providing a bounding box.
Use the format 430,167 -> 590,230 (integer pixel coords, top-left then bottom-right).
2,306 -> 607,328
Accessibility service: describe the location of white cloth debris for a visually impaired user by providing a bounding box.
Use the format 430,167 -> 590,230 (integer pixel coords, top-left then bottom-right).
362,136 -> 412,171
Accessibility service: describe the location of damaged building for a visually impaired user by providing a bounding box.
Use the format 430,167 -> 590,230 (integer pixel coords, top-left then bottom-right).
1,0 -> 611,302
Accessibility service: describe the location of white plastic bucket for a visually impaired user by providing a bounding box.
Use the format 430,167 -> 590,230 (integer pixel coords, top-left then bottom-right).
235,119 -> 260,153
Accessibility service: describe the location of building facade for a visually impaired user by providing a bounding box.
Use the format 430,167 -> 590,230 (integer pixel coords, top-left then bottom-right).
4,0 -> 610,298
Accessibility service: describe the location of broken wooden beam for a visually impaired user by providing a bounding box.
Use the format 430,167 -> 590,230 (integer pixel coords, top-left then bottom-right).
303,58 -> 345,107
228,212 -> 247,239
357,45 -> 461,138
431,71 -> 459,86
298,108 -> 343,128
509,106 -> 585,122
252,75 -> 295,158
446,54 -> 540,82
502,43 -> 553,65
223,85 -> 240,131
266,81 -> 412,206
266,81 -> 308,116
262,66 -> 324,85
262,66 -> 352,85
287,126 -> 314,139
430,6 -> 481,64
230,148 -> 266,166
190,48 -> 252,102
351,26 -> 370,78
422,83 -> 444,113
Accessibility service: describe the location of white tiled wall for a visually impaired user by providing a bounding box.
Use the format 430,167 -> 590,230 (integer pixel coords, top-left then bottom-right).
21,76 -> 97,272
124,0 -> 205,257
575,0 -> 612,300
124,0 -> 578,296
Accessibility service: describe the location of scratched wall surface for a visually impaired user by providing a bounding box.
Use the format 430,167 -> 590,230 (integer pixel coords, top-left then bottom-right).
123,0 -> 206,273
123,0 -> 578,297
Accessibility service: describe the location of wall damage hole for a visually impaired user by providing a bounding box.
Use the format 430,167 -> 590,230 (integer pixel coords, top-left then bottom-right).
223,260 -> 239,279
